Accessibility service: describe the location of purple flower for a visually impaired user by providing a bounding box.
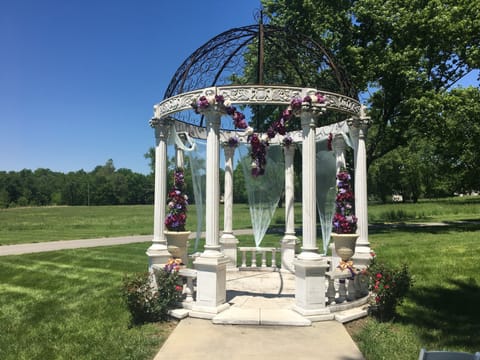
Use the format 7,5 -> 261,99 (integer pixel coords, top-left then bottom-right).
165,168 -> 188,231
332,170 -> 357,234
290,97 -> 302,110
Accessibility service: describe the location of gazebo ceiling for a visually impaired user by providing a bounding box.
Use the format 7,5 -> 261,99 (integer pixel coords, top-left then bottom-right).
164,24 -> 357,100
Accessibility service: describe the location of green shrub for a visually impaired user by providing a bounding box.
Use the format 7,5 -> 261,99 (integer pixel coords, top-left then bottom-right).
121,259 -> 183,325
364,253 -> 413,322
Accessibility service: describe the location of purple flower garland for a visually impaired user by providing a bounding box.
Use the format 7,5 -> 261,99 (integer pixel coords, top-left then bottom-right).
165,168 -> 189,231
332,170 -> 357,234
192,92 -> 326,177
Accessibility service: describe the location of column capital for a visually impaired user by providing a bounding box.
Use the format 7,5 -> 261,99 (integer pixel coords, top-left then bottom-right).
222,143 -> 236,157
347,105 -> 371,131
283,143 -> 296,156
150,117 -> 170,142
299,104 -> 327,128
202,111 -> 222,131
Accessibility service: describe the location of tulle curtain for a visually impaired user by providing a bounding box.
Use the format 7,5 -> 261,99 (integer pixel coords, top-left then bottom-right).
315,138 -> 337,254
185,139 -> 206,252
238,143 -> 285,248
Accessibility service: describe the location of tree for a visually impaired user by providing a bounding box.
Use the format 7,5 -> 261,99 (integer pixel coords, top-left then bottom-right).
261,0 -> 480,199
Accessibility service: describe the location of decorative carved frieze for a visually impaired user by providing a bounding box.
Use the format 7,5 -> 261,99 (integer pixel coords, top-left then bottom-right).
154,86 -> 360,122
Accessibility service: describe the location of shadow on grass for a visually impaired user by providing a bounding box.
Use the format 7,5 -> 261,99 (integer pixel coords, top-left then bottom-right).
369,219 -> 480,235
400,278 -> 480,350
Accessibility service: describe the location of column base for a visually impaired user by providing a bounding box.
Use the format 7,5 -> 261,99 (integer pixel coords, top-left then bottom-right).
193,254 -> 230,313
220,232 -> 239,270
280,234 -> 298,273
293,258 -> 329,315
351,251 -> 373,269
146,242 -> 171,271
189,303 -> 230,320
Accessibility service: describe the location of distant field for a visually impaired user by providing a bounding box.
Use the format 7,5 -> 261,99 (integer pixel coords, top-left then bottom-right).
0,203 -> 255,245
1,197 -> 479,246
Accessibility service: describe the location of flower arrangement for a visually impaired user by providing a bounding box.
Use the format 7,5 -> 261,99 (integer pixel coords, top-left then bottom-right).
165,168 -> 188,231
332,169 -> 358,234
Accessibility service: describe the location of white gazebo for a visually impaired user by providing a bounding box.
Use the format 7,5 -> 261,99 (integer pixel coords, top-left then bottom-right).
147,22 -> 371,321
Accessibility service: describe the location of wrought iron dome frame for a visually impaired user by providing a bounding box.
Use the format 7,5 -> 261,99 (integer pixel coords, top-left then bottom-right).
152,22 -> 361,140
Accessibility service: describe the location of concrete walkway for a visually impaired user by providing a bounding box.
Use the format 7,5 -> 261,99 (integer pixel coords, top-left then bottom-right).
155,317 -> 365,360
0,235 -> 153,256
1,234 -> 366,359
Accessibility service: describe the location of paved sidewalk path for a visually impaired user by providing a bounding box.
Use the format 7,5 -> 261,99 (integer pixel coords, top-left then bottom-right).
0,235 -> 153,256
0,229 -> 255,256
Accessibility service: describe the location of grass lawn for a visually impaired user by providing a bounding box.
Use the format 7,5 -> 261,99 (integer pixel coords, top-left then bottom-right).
1,198 -> 479,359
0,242 -> 174,360
350,222 -> 480,359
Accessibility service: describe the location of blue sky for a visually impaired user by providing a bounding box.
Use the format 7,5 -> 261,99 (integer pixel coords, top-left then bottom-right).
0,0 -> 261,174
1,1 -> 478,175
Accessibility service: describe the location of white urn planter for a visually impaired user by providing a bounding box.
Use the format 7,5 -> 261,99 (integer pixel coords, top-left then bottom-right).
332,233 -> 359,262
165,230 -> 190,265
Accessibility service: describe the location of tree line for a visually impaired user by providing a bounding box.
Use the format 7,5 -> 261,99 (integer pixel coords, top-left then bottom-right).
0,160 -> 154,208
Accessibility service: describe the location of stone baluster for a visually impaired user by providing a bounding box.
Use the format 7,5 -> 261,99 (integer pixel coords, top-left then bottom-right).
347,278 -> 357,301
251,250 -> 257,268
337,280 -> 347,303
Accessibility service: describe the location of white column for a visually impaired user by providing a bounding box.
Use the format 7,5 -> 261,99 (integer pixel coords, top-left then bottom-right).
333,133 -> 346,173
293,105 -> 330,318
298,112 -> 321,260
280,144 -> 298,272
202,113 -> 222,256
349,105 -> 371,267
220,144 -> 239,270
146,117 -> 171,269
175,144 -> 184,169
192,108 -> 229,317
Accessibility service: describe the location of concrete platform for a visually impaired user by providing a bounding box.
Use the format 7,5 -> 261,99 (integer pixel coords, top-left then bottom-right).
210,270 -> 309,325
188,270 -> 367,326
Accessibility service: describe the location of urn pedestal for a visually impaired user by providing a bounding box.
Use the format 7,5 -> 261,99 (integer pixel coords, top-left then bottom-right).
332,233 -> 359,262
165,231 -> 190,265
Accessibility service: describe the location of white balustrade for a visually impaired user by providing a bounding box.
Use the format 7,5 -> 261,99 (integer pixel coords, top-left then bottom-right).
238,247 -> 278,270
326,270 -> 360,305
178,268 -> 197,307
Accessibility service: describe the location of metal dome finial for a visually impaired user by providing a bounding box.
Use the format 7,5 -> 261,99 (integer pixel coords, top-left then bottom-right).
253,6 -> 268,25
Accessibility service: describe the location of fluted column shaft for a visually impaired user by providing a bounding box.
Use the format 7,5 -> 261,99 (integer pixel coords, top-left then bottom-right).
333,133 -> 346,173
203,112 -> 222,256
222,145 -> 235,235
175,145 -> 184,169
152,119 -> 168,245
283,145 -> 297,237
349,106 -> 371,251
299,113 -> 321,260
147,117 -> 171,269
